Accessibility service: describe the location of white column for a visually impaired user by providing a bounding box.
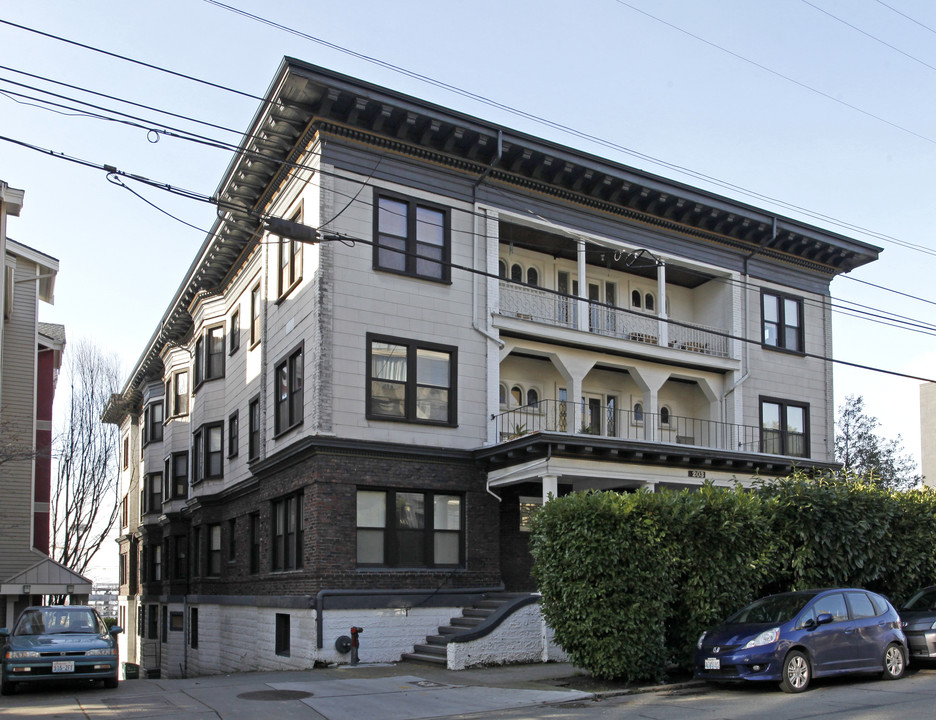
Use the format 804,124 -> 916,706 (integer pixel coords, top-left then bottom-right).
542,474 -> 558,503
576,240 -> 588,331
656,260 -> 668,348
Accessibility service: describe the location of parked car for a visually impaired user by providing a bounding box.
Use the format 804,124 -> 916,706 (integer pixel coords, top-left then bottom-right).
1,605 -> 122,695
695,588 -> 906,693
899,586 -> 936,661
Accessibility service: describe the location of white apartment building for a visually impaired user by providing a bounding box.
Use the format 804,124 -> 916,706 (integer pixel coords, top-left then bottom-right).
104,60 -> 880,677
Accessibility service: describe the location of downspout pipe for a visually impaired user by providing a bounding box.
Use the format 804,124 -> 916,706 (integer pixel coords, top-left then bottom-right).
724,217 -> 777,418
472,130 -> 505,349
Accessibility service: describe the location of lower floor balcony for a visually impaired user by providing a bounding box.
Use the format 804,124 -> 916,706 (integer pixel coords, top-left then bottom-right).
492,399 -> 806,459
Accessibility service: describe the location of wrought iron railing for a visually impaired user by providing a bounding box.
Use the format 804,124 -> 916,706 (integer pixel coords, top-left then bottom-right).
498,283 -> 730,358
493,399 -> 777,454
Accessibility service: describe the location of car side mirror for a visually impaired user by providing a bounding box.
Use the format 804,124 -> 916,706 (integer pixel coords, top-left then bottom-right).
816,613 -> 833,626
110,626 -> 123,636
803,617 -> 817,630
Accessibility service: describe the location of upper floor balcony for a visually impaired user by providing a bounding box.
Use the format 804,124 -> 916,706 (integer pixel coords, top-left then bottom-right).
498,283 -> 730,360
493,220 -> 737,367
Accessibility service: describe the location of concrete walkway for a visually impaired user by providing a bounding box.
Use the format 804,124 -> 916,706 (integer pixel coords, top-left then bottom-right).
0,661 -> 595,719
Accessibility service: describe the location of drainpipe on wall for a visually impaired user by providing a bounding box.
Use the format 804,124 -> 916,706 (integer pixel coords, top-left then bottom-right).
471,130 -> 505,350
723,217 -> 776,422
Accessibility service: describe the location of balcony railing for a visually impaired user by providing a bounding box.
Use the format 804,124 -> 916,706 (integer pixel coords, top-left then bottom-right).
498,283 -> 730,358
493,399 -> 781,455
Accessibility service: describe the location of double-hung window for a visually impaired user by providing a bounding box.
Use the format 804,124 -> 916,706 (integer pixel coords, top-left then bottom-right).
228,411 -> 239,458
366,334 -> 456,425
193,423 -> 223,483
762,291 -> 804,353
271,493 -> 303,571
760,398 -> 809,457
248,396 -> 260,460
250,283 -> 262,347
207,524 -> 222,577
144,401 -> 164,444
166,371 -> 189,417
230,308 -> 240,354
357,489 -> 462,567
164,451 -> 188,499
374,193 -> 450,282
142,472 -> 162,514
274,344 -> 304,435
277,219 -> 302,298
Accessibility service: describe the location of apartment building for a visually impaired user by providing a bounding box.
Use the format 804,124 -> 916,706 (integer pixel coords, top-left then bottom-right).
103,60 -> 880,676
0,181 -> 87,626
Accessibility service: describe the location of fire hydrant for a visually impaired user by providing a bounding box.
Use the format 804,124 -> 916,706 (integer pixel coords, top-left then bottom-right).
350,626 -> 363,665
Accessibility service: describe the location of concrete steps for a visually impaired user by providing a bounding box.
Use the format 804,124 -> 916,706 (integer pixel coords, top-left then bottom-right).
401,592 -> 531,666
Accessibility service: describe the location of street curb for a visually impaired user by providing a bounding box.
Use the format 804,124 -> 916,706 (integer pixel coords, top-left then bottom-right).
589,679 -> 708,700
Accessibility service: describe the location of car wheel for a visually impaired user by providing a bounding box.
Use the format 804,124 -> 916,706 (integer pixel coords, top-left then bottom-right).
780,650 -> 811,693
882,643 -> 906,680
104,675 -> 119,689
0,676 -> 15,696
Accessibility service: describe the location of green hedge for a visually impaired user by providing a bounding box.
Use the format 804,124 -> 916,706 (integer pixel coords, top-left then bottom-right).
529,473 -> 936,681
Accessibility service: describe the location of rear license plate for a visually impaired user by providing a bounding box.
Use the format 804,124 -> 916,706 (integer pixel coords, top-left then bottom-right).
704,657 -> 720,670
52,661 -> 74,673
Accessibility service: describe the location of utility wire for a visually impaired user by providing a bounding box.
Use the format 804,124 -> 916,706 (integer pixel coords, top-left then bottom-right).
875,0 -> 936,36
4,129 -> 932,382
802,0 -> 936,74
5,13 -> 932,259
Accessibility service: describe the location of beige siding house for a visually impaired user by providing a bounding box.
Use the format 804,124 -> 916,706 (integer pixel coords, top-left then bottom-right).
104,61 -> 880,677
0,181 -> 87,628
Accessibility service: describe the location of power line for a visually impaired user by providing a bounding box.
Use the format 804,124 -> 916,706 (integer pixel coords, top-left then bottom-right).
875,0 -> 936,36
4,128 -> 931,382
802,0 -> 936,74
6,12 -> 932,260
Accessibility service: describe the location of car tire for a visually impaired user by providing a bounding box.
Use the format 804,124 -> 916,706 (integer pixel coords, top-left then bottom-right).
780,650 -> 811,693
882,643 -> 906,680
0,676 -> 15,696
104,675 -> 119,689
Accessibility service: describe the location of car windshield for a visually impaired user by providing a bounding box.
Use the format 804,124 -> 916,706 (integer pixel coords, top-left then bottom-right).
13,608 -> 103,636
903,588 -> 936,612
726,593 -> 816,624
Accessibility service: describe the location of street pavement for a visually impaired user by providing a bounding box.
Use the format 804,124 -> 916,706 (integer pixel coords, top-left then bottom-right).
0,661 -> 602,719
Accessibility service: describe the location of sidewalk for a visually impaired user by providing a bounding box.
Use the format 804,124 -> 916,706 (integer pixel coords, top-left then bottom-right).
0,661 -> 598,720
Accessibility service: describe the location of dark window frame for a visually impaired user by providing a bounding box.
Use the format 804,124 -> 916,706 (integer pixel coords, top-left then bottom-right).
166,370 -> 189,418
249,513 -> 261,575
356,488 -> 464,569
759,396 -> 810,458
167,451 -> 189,500
143,401 -> 164,445
366,334 -> 457,426
248,395 -> 261,461
250,282 -> 262,348
207,523 -> 222,577
142,471 -> 162,515
190,608 -> 198,649
228,411 -> 239,458
192,422 -> 223,483
761,290 -> 805,354
271,492 -> 303,572
273,343 -> 304,436
230,307 -> 241,354
276,214 -> 303,299
275,613 -> 290,656
373,191 -> 451,283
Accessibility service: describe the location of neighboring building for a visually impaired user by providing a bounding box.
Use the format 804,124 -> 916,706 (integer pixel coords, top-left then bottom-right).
0,181 -> 89,626
920,383 -> 936,488
103,60 -> 880,677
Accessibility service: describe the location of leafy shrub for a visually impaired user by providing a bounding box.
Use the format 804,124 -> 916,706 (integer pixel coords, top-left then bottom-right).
530,473 -> 936,681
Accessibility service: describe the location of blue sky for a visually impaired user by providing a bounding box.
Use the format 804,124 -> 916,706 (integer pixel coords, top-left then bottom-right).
3,1 -> 935,575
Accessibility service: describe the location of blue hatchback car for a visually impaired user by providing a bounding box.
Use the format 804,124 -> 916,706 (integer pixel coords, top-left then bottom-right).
695,588 -> 907,692
1,606 -> 122,696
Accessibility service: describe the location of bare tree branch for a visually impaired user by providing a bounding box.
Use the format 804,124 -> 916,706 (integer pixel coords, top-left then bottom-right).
51,339 -> 122,576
